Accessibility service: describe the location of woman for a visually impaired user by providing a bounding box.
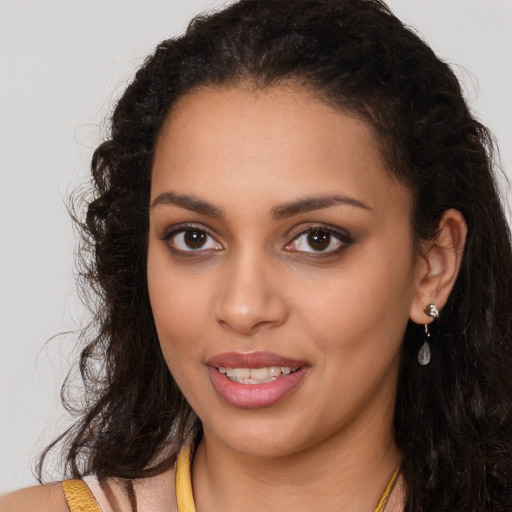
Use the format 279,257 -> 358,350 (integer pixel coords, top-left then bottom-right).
2,0 -> 512,510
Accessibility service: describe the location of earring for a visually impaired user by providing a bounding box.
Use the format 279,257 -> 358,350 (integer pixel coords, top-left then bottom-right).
417,303 -> 439,366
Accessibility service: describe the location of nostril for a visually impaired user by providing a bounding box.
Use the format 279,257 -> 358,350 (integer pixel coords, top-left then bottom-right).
212,259 -> 289,334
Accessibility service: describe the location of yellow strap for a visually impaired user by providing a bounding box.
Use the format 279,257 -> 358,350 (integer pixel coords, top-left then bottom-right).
176,442 -> 196,512
176,442 -> 400,512
372,464 -> 401,512
62,479 -> 103,512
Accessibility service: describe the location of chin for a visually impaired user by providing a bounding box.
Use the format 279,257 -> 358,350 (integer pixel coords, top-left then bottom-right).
200,411 -> 326,460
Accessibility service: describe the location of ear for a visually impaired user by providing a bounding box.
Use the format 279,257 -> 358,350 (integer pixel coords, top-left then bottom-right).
409,209 -> 467,325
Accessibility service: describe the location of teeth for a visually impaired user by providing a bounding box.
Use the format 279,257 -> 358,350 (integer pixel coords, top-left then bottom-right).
234,368 -> 250,379
249,367 -> 270,380
269,366 -> 282,377
218,366 -> 298,383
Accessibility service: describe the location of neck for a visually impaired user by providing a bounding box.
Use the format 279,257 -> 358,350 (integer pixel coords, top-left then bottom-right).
191,415 -> 403,512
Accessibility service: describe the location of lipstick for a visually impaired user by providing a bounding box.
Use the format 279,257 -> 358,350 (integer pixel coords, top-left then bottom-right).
207,351 -> 309,409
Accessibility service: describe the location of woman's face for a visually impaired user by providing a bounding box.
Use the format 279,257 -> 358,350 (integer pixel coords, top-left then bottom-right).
147,85 -> 422,458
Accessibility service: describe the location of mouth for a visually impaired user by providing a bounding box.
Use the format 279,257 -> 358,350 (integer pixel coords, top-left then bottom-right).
207,352 -> 309,408
217,366 -> 300,384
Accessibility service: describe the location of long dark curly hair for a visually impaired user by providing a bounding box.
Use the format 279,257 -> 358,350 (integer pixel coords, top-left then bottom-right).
39,0 -> 512,509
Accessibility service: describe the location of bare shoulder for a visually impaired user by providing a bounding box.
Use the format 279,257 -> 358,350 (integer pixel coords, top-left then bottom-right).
0,463 -> 177,512
0,483 -> 69,512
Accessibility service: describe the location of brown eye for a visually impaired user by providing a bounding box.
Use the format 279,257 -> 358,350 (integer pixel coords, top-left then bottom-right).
184,230 -> 207,249
284,226 -> 351,254
307,230 -> 331,251
167,228 -> 223,252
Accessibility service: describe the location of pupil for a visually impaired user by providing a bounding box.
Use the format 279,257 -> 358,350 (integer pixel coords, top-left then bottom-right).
184,230 -> 206,249
307,230 -> 330,251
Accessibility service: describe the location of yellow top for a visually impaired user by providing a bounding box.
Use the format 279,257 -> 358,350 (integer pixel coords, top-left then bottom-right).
61,479 -> 103,512
373,465 -> 401,512
176,442 -> 196,512
175,442 -> 401,512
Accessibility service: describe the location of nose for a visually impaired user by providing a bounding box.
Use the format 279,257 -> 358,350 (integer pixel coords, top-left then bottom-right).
213,250 -> 289,335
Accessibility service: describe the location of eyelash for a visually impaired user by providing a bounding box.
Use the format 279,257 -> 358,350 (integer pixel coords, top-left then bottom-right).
284,225 -> 352,257
161,223 -> 352,257
162,223 -> 222,254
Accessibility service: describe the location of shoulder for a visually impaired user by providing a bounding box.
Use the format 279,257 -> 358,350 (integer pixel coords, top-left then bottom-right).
0,483 -> 69,512
0,464 -> 178,512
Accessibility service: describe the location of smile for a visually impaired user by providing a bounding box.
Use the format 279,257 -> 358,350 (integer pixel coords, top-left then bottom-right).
218,366 -> 297,384
206,352 -> 309,408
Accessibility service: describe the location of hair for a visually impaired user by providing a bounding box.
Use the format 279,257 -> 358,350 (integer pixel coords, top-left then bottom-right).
39,0 -> 512,509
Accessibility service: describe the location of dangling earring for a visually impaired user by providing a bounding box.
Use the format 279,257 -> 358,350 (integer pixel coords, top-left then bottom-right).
418,303 -> 439,366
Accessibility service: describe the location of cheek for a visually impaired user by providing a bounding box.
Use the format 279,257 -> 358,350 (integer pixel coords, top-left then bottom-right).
148,281 -> 207,401
147,245 -> 204,364
149,289 -> 206,358
296,241 -> 416,356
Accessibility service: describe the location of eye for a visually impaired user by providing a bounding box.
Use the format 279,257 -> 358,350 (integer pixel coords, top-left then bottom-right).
284,227 -> 350,254
166,228 -> 223,252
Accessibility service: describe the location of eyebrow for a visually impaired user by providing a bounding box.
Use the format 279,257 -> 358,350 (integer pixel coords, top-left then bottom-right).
150,192 -> 225,218
150,191 -> 371,219
272,195 -> 371,219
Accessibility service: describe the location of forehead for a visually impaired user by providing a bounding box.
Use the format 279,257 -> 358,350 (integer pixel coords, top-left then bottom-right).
151,85 -> 410,215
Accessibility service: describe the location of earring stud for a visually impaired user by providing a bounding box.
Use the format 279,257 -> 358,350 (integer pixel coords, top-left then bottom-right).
424,303 -> 439,319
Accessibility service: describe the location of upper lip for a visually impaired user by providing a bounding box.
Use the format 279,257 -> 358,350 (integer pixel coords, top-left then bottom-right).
207,351 -> 307,369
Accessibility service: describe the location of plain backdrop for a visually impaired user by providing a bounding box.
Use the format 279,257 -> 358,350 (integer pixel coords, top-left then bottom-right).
1,0 -> 511,493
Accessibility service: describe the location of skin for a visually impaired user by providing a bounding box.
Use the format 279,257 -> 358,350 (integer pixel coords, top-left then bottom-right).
0,84 -> 466,512
0,473 -> 177,512
146,85 -> 466,512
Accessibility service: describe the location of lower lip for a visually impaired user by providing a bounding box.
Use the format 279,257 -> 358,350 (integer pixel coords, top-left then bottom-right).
208,366 -> 309,409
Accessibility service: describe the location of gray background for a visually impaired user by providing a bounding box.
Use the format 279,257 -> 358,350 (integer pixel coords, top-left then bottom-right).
1,0 -> 511,492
